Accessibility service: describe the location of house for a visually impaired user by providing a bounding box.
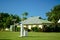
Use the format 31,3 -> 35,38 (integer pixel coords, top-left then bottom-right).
20,16 -> 53,29
20,16 -> 53,37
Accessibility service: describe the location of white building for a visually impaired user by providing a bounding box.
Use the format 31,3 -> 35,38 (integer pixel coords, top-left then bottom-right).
20,16 -> 53,37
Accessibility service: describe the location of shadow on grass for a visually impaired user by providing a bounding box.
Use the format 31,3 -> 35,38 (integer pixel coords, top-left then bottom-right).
42,32 -> 60,33
20,36 -> 41,38
0,39 -> 11,40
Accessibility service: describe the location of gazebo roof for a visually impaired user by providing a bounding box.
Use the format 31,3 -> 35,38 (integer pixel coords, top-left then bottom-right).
21,16 -> 52,24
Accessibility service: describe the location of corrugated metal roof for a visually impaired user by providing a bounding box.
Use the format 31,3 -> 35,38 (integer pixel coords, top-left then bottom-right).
21,16 -> 52,24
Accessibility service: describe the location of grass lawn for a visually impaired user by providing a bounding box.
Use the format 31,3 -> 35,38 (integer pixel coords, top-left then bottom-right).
0,32 -> 60,40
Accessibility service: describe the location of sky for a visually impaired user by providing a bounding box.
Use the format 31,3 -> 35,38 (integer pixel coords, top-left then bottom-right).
0,0 -> 60,19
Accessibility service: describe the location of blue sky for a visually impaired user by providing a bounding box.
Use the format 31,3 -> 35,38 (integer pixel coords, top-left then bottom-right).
0,0 -> 60,19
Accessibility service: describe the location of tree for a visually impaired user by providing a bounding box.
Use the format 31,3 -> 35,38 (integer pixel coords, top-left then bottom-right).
0,13 -> 10,30
46,5 -> 60,23
12,15 -> 21,23
46,5 -> 60,32
0,12 -> 21,31
22,12 -> 28,21
22,12 -> 28,17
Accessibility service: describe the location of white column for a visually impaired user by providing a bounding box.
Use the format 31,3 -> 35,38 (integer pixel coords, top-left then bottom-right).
10,25 -> 13,31
24,29 -> 28,36
20,24 -> 28,37
20,24 -> 24,37
23,25 -> 28,36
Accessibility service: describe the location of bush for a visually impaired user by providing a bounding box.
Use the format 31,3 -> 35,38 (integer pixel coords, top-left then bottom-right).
17,27 -> 20,32
53,26 -> 60,32
42,25 -> 52,32
42,24 -> 60,32
31,27 -> 40,32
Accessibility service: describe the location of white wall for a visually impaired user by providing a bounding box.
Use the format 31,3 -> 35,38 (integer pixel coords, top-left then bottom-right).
23,24 -> 43,29
38,25 -> 43,29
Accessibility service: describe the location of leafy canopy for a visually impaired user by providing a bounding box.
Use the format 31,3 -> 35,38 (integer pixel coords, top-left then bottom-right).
46,5 -> 60,23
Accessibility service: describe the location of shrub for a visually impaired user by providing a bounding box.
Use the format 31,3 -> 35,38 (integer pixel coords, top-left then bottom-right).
17,27 -> 20,32
42,25 -> 51,32
31,27 -> 40,32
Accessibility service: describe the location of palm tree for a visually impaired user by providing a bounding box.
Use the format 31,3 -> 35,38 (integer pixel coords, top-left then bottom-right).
22,12 -> 28,21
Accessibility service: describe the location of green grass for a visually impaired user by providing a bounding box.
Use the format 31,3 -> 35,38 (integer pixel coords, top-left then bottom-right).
0,32 -> 60,40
